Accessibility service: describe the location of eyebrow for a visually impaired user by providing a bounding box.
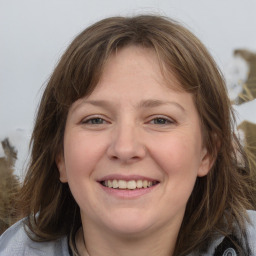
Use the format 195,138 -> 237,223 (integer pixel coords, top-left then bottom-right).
137,99 -> 185,112
77,99 -> 185,112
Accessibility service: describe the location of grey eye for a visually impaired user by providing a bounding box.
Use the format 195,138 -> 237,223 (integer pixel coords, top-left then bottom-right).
152,118 -> 170,124
85,118 -> 105,124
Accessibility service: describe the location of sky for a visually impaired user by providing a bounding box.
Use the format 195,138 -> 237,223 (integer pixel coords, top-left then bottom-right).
1,0 -> 256,177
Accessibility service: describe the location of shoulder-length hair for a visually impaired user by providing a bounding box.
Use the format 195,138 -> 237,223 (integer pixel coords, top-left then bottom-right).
19,15 -> 256,255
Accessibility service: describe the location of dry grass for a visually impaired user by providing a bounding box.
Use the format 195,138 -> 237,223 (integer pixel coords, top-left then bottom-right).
0,138 -> 21,235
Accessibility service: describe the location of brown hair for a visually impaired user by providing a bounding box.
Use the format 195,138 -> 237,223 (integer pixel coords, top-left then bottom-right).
19,15 -> 256,255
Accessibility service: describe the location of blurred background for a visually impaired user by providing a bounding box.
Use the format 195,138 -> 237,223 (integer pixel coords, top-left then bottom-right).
1,0 -> 256,180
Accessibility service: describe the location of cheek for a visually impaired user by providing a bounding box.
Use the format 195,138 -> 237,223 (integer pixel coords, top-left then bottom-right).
63,133 -> 107,178
159,138 -> 201,198
151,135 -> 202,175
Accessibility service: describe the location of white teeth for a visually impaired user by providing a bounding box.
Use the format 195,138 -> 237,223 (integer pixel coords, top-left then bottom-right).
107,180 -> 113,188
102,179 -> 157,189
136,180 -> 143,188
143,180 -> 148,188
127,180 -> 136,190
112,180 -> 118,188
118,180 -> 127,189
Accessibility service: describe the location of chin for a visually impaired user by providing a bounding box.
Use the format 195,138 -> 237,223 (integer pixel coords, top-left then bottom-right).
103,210 -> 155,237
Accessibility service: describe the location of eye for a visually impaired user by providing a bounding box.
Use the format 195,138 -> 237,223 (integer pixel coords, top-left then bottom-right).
82,117 -> 107,125
149,116 -> 175,125
152,118 -> 169,125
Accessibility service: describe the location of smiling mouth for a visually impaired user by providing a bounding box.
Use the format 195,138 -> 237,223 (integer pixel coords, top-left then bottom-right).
100,180 -> 159,190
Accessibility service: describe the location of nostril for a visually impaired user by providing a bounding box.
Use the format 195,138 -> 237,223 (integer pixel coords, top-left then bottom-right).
110,155 -> 119,160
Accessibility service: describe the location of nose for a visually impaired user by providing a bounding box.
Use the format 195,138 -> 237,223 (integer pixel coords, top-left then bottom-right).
107,122 -> 146,163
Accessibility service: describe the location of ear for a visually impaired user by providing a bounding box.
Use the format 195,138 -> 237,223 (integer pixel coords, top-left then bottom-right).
55,153 -> 68,183
197,147 -> 214,177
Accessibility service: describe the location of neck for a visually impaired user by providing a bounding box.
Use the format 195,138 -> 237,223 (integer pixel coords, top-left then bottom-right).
76,220 -> 179,256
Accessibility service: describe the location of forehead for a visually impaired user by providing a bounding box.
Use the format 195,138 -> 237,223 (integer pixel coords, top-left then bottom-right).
69,46 -> 197,116
92,46 -> 184,97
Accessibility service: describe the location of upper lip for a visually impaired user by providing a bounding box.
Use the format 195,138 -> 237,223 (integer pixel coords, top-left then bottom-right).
98,174 -> 159,182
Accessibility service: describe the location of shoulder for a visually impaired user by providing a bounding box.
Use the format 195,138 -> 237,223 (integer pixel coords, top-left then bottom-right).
210,210 -> 256,256
211,211 -> 256,256
246,210 -> 256,253
0,218 -> 70,256
187,210 -> 256,256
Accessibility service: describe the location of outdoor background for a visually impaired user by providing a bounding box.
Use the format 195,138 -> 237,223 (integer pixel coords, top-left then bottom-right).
1,0 -> 256,179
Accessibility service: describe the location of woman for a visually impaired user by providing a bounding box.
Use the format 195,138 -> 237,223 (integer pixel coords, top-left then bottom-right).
0,15 -> 255,256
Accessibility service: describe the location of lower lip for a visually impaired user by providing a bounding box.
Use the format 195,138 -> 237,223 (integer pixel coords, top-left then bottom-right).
99,183 -> 159,199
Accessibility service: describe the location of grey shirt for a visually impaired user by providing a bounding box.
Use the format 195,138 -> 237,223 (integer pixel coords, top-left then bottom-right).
1,210 -> 256,256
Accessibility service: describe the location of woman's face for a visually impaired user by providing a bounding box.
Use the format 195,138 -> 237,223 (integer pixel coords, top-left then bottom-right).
56,46 -> 211,238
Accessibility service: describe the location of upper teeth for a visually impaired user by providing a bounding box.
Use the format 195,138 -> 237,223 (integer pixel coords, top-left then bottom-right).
102,180 -> 157,190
